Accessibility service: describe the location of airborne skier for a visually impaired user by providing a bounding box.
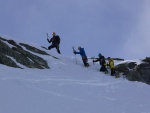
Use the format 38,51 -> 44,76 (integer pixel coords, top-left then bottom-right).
47,32 -> 61,54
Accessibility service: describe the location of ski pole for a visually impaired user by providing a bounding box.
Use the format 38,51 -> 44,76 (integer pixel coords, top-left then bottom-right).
75,54 -> 77,65
72,46 -> 77,65
93,59 -> 95,65
88,57 -> 95,65
46,33 -> 49,39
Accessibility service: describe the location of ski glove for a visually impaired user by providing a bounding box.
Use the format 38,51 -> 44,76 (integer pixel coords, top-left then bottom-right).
73,50 -> 77,54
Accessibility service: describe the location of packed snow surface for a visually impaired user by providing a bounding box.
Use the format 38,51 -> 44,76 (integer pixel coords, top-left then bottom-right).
0,48 -> 150,113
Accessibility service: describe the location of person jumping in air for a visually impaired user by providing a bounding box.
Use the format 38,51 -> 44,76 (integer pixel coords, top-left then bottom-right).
47,32 -> 61,54
73,46 -> 89,67
93,53 -> 108,74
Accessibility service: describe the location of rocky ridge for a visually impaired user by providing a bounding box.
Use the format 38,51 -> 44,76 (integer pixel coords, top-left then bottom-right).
0,37 -> 50,69
115,57 -> 150,84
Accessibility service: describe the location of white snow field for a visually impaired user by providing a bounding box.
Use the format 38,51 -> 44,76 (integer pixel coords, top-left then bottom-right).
0,46 -> 150,113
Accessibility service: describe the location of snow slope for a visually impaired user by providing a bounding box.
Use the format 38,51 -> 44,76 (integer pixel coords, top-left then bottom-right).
0,46 -> 150,113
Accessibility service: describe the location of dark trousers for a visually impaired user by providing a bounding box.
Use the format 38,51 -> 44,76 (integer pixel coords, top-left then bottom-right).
82,56 -> 89,67
48,44 -> 61,54
100,65 -> 107,72
111,68 -> 116,76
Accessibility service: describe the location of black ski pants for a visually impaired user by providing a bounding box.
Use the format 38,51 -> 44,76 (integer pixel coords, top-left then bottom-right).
48,44 -> 61,54
110,68 -> 116,76
100,65 -> 107,72
82,56 -> 89,67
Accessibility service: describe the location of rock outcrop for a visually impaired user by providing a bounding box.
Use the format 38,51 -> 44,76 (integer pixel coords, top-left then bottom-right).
126,63 -> 150,84
115,58 -> 150,84
0,37 -> 50,69
115,62 -> 137,75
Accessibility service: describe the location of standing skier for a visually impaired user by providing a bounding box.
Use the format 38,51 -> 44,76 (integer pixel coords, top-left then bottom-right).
93,53 -> 108,73
73,46 -> 89,67
107,57 -> 116,76
47,32 -> 61,54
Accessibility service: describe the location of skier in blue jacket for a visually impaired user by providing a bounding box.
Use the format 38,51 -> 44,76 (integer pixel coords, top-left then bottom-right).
73,46 -> 89,67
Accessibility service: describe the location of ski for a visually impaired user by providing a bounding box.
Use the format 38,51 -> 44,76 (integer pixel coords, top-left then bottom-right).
41,46 -> 60,60
41,46 -> 48,50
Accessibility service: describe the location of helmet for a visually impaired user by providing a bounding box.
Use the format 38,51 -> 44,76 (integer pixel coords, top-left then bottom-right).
78,46 -> 81,50
52,32 -> 56,35
107,57 -> 111,59
98,53 -> 102,57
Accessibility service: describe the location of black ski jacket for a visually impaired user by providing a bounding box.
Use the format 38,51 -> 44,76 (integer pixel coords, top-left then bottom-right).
48,35 -> 60,45
93,55 -> 106,66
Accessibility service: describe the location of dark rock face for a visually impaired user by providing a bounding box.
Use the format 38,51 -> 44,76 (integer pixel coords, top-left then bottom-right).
20,43 -> 49,55
127,62 -> 137,69
115,62 -> 137,75
0,37 -> 50,69
0,53 -> 21,68
115,59 -> 150,84
142,57 -> 150,63
126,63 -> 150,84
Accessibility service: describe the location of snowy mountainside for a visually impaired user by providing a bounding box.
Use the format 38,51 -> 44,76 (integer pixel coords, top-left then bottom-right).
0,46 -> 150,113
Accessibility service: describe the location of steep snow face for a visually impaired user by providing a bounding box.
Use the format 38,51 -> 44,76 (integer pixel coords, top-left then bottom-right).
0,49 -> 150,113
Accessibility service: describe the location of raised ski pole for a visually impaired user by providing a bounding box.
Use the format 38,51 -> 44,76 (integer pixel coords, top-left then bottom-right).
46,33 -> 49,39
72,46 -> 77,65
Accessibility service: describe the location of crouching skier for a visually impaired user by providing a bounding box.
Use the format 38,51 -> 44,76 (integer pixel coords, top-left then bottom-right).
93,53 -> 108,74
73,46 -> 89,67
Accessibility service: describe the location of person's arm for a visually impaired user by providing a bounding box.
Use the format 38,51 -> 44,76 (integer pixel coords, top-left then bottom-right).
49,38 -> 53,43
47,38 -> 52,43
75,51 -> 80,54
74,49 -> 81,54
93,58 -> 100,62
73,50 -> 80,54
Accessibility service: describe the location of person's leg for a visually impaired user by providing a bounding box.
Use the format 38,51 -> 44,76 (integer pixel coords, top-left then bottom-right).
84,56 -> 89,67
100,66 -> 104,71
103,66 -> 108,73
100,66 -> 108,74
101,65 -> 106,72
111,68 -> 116,76
56,45 -> 61,54
82,57 -> 89,67
104,67 -> 108,74
48,45 -> 55,50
